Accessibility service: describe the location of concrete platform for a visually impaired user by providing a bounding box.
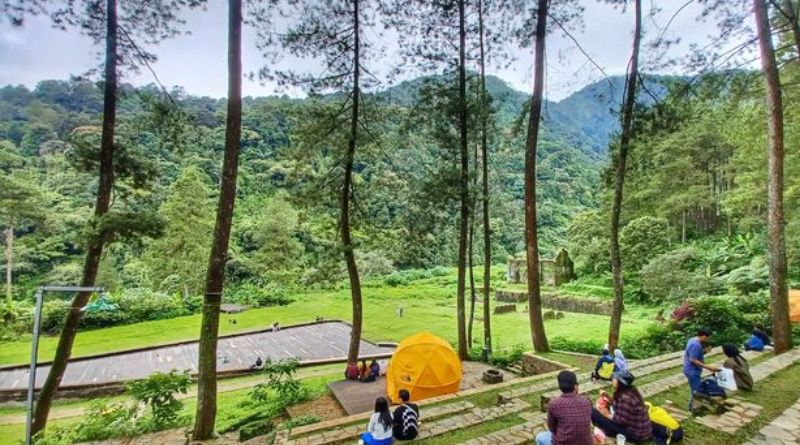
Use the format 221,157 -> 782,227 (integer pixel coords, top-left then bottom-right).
0,321 -> 394,392
328,377 -> 389,415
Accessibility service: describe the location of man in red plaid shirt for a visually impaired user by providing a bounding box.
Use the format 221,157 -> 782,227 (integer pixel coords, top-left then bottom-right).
535,370 -> 593,445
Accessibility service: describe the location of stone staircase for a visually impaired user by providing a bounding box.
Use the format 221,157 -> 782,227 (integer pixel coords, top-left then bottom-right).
744,394 -> 800,444
458,348 -> 800,445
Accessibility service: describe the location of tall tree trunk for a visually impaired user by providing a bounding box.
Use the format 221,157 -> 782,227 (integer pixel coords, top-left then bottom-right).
468,221 -> 476,349
32,0 -> 118,434
478,0 -> 492,359
467,135 -> 479,348
344,0 -> 363,364
607,0 -> 641,351
455,0 -> 469,360
192,0 -> 242,438
754,0 -> 792,354
681,209 -> 686,243
780,0 -> 800,58
524,0 -> 550,353
4,226 -> 12,310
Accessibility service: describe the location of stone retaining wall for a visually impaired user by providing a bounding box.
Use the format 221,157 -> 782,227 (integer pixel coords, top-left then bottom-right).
520,353 -> 569,377
494,304 -> 516,314
495,290 -> 612,316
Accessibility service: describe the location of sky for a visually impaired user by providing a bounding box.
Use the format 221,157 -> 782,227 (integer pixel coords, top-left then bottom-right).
0,1 -> 736,102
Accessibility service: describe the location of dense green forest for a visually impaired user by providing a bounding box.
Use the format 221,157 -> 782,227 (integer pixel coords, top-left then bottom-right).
0,74 -> 613,311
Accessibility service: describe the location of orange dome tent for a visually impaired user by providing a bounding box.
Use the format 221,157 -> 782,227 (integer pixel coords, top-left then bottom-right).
790,289 -> 800,323
386,332 -> 461,404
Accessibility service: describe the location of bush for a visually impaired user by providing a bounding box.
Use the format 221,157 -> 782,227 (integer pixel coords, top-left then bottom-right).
239,420 -> 275,441
118,288 -> 186,321
549,337 -> 606,356
126,370 -> 191,428
641,248 -> 720,303
489,343 -> 527,368
226,283 -> 292,307
620,216 -> 672,272
81,306 -> 130,329
725,257 -> 769,295
280,414 -> 321,430
33,401 -> 138,445
567,211 -> 610,274
624,324 -> 685,358
251,358 -> 308,405
40,299 -> 71,333
681,296 -> 750,346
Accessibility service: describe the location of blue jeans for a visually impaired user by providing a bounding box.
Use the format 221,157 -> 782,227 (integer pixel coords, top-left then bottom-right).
535,431 -> 552,445
685,371 -> 702,411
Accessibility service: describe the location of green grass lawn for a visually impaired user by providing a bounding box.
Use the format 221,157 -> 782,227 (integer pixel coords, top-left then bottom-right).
0,276 -> 656,366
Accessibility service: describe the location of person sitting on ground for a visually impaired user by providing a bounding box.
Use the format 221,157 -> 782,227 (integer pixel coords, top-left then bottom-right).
360,359 -> 375,382
591,371 -> 652,444
359,397 -> 393,445
722,343 -> 753,391
744,325 -> 770,351
592,349 -> 616,382
535,370 -> 593,445
345,361 -> 360,380
683,328 -> 719,412
614,349 -> 629,373
392,389 -> 419,441
249,356 -> 263,370
369,360 -> 380,380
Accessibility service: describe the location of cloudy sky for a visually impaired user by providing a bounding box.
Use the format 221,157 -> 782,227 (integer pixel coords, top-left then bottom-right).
0,1 -> 742,101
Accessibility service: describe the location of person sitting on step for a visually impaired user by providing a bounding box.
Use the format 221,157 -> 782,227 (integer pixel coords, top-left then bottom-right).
392,389 -> 419,441
592,348 -> 616,382
591,370 -> 652,444
535,370 -> 593,445
359,397 -> 394,445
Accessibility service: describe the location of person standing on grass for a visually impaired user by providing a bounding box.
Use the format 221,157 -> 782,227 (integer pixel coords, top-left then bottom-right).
535,370 -> 593,445
683,328 -> 719,412
392,389 -> 419,441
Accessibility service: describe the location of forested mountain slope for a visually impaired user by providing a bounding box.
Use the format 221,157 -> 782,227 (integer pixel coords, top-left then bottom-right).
0,74 -> 620,300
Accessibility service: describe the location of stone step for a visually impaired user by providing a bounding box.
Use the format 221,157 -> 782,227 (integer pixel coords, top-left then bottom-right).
500,348 -> 695,400
455,349 -> 800,445
744,394 -> 800,444
278,399 -> 530,445
287,400 -> 474,441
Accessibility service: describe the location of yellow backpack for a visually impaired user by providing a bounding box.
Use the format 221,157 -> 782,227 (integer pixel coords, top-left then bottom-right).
645,402 -> 680,430
598,361 -> 615,379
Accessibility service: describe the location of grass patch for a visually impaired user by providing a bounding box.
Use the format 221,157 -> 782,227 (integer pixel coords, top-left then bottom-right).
0,276 -> 655,366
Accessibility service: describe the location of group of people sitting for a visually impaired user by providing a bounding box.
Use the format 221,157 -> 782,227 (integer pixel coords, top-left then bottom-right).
359,390 -> 420,445
591,348 -> 629,381
345,359 -> 381,383
536,369 -> 676,445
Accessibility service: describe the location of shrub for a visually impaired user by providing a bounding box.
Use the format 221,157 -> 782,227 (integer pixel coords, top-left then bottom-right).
624,324 -> 685,358
81,306 -> 130,329
681,296 -> 750,346
126,370 -> 191,428
620,216 -> 671,272
239,420 -> 275,441
226,283 -> 292,307
280,414 -> 321,430
641,248 -> 720,303
489,343 -> 526,368
725,257 -> 769,295
251,358 -> 308,405
118,288 -> 186,321
33,401 -> 138,445
40,299 -> 71,333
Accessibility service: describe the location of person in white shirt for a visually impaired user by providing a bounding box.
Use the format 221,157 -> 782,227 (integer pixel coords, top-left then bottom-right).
359,397 -> 394,445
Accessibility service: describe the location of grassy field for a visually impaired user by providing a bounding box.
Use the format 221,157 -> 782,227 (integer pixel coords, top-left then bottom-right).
0,365 -> 343,445
0,274 -> 657,365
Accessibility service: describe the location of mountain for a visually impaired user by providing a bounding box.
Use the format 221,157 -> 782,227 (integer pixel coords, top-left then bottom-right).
380,73 -> 674,159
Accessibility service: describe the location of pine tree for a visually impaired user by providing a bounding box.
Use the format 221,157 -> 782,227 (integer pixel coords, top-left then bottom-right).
193,0 -> 242,438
